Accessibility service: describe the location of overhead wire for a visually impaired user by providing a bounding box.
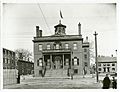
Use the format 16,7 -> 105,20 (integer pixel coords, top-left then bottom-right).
36,0 -> 52,34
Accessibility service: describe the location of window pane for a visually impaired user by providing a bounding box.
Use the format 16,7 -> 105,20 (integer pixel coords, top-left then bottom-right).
47,44 -> 50,50
84,49 -> 87,52
39,59 -> 42,66
65,59 -> 69,65
73,43 -> 77,50
112,68 -> 115,71
74,58 -> 77,65
65,43 -> 69,49
84,54 -> 87,59
39,44 -> 42,51
112,63 -> 115,66
84,62 -> 88,66
56,44 -> 59,49
98,63 -> 101,66
99,68 -> 101,71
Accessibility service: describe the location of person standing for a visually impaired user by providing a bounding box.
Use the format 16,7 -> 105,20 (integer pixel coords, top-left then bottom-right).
102,74 -> 111,89
112,77 -> 117,89
17,72 -> 20,84
70,68 -> 74,80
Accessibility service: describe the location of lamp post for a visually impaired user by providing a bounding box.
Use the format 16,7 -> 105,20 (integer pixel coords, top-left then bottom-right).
93,31 -> 99,82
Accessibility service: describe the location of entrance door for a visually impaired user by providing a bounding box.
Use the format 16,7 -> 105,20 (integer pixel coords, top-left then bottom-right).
55,56 -> 62,69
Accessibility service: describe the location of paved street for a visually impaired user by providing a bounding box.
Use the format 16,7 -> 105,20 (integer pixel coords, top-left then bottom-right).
4,74 -> 103,89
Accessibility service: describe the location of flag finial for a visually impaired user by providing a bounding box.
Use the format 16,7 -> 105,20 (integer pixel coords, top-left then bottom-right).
59,20 -> 61,24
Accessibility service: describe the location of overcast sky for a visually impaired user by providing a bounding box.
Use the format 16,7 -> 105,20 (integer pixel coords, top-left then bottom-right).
2,3 -> 117,56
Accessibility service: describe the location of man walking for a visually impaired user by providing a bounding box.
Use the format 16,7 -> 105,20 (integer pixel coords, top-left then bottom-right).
102,74 -> 111,89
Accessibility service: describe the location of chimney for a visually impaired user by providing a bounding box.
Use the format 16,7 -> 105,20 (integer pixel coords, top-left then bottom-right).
111,54 -> 113,57
86,36 -> 88,42
36,26 -> 40,37
78,22 -> 81,35
39,30 -> 42,37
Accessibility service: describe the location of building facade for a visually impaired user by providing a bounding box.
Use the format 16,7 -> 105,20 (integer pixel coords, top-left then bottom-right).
3,48 -> 18,85
17,60 -> 34,75
33,21 -> 90,77
98,55 -> 117,74
3,48 -> 16,69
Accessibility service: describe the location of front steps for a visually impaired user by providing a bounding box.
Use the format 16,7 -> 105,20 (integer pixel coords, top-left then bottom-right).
45,69 -> 68,77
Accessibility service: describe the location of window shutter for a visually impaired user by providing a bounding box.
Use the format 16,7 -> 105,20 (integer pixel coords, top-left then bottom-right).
72,59 -> 74,65
77,58 -> 79,65
37,60 -> 39,66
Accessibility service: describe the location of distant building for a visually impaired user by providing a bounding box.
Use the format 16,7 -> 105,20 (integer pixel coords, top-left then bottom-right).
98,55 -> 117,74
33,21 -> 90,77
3,48 -> 18,85
3,48 -> 16,69
17,60 -> 34,75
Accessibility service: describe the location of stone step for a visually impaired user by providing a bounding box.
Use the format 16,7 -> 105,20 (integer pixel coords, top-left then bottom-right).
45,69 -> 67,77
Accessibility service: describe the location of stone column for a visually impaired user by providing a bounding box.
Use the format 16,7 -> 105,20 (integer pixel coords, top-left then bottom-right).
63,54 -> 64,69
43,55 -> 44,67
50,54 -> 52,69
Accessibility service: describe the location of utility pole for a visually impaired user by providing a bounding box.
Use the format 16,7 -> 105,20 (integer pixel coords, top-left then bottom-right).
93,31 -> 99,82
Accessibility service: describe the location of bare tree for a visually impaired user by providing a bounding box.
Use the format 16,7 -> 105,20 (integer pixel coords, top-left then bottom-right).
15,48 -> 32,61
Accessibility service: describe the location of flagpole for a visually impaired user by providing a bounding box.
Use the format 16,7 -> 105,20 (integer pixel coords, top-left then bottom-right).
60,10 -> 63,23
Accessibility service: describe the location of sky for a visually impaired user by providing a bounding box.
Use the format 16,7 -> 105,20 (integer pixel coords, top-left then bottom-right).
2,3 -> 117,56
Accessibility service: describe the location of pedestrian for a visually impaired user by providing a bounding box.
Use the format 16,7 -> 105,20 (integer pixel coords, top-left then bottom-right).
70,69 -> 74,80
112,77 -> 117,89
17,72 -> 20,84
102,74 -> 111,89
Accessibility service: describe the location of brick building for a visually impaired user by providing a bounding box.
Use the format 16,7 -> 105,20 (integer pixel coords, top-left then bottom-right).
98,55 -> 117,74
17,60 -> 34,75
33,21 -> 90,77
3,48 -> 16,69
3,48 -> 18,85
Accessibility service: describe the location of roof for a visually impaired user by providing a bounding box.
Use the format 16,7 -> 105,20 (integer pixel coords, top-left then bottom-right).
33,35 -> 83,42
54,23 -> 66,28
98,56 -> 117,63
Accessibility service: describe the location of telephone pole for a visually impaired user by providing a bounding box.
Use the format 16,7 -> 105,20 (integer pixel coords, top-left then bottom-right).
93,31 -> 99,82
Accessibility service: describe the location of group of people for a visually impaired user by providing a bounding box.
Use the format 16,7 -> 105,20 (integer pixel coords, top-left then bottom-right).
102,74 -> 117,89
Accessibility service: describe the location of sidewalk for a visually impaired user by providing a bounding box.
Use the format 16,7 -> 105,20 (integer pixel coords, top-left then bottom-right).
4,74 -> 102,89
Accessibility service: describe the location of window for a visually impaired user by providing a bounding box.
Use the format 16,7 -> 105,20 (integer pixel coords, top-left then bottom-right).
37,59 -> 42,66
73,43 -> 77,50
98,63 -> 101,66
74,58 -> 77,65
65,43 -> 69,49
47,44 -> 50,50
112,68 -> 115,71
74,69 -> 78,74
107,64 -> 110,66
3,58 -> 5,63
39,59 -> 42,66
47,59 -> 50,66
103,64 -> 106,66
103,67 -> 106,72
39,44 -> 42,51
112,63 -> 115,66
65,59 -> 69,65
107,67 -> 110,72
84,54 -> 87,59
98,68 -> 101,71
84,49 -> 87,52
73,58 -> 79,65
56,44 -> 59,49
84,62 -> 88,67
